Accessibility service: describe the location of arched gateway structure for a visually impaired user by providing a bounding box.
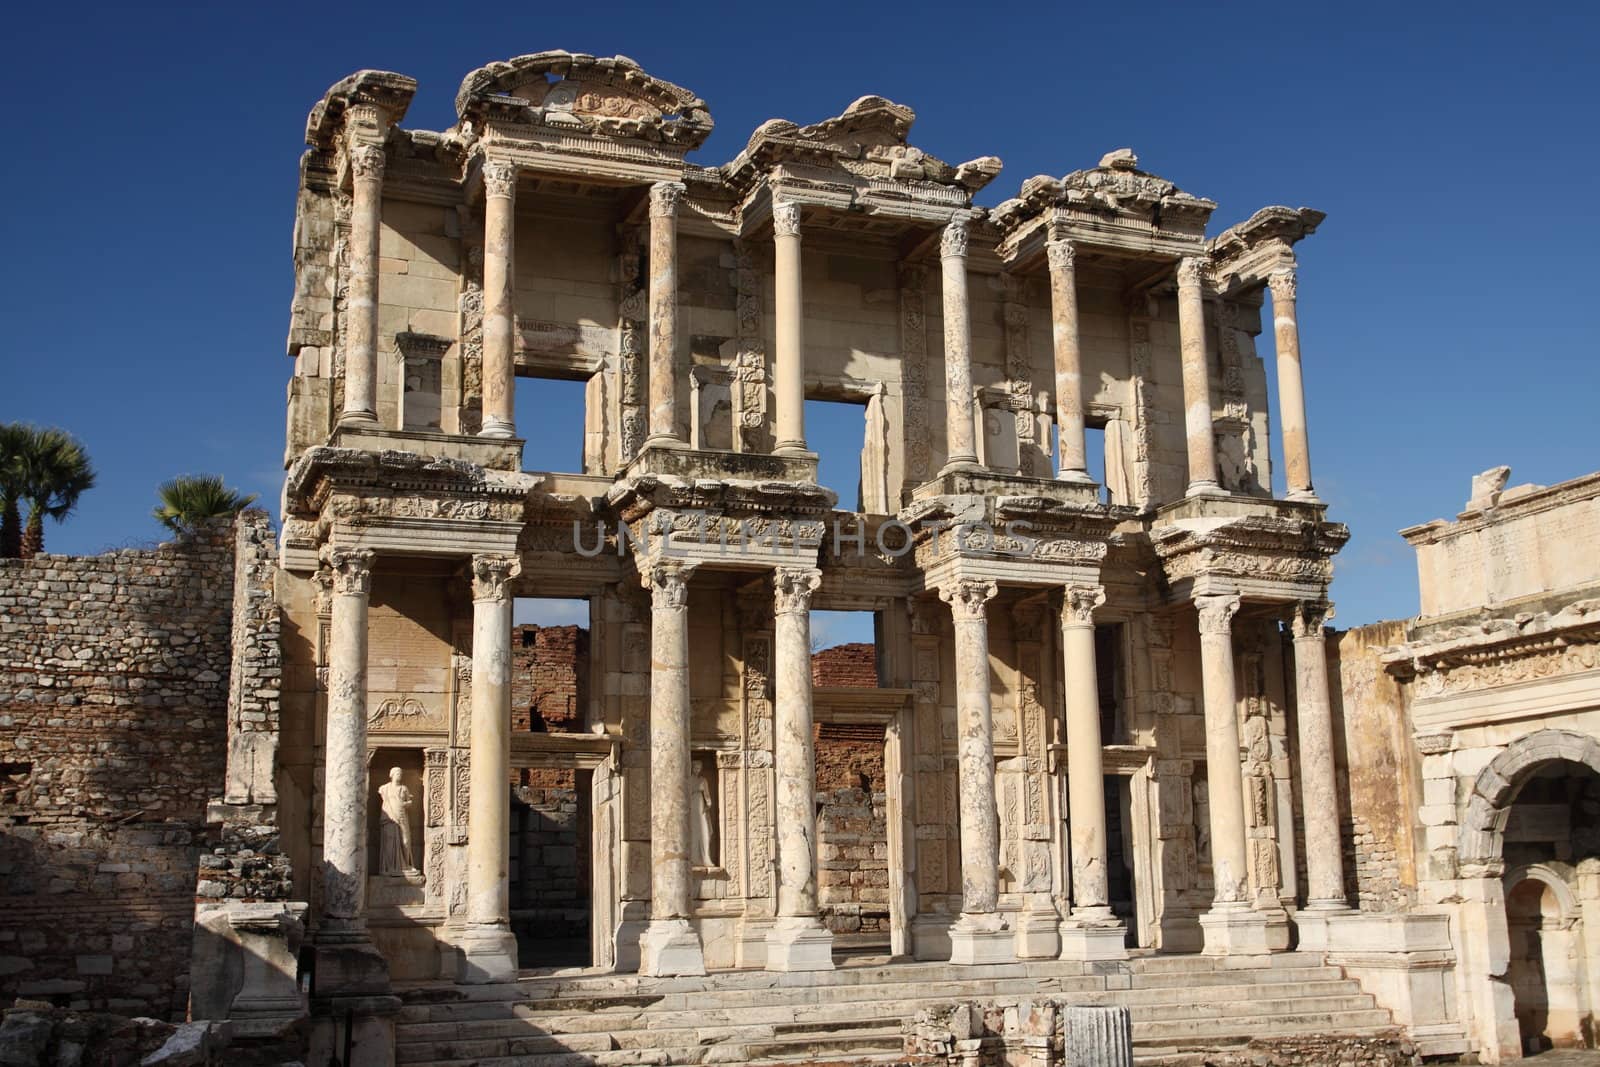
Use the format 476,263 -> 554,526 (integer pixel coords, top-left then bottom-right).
193,49 -> 1426,1066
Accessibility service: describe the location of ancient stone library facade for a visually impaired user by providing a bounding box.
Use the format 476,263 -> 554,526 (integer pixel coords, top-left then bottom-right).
3,48 -> 1598,1067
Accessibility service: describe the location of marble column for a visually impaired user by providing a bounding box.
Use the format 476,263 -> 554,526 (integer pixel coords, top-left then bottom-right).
1058,585 -> 1128,959
773,201 -> 807,455
1269,268 -> 1316,501
767,566 -> 833,970
340,146 -> 384,429
639,562 -> 706,976
1194,593 -> 1269,955
1291,600 -> 1347,910
480,160 -> 518,439
459,554 -> 521,984
314,547 -> 389,992
1047,239 -> 1091,483
646,181 -> 685,448
1176,257 -> 1219,495
940,578 -> 1012,964
940,214 -> 979,473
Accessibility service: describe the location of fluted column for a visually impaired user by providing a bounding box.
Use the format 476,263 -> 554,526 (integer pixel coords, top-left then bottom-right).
459,554 -> 521,983
773,201 -> 807,455
1058,585 -> 1128,959
1269,268 -> 1316,501
1195,593 -> 1269,955
1047,240 -> 1091,483
1292,600 -> 1347,909
480,160 -> 517,438
321,547 -> 376,935
340,147 -> 384,428
646,181 -> 685,447
941,578 -> 1013,964
767,566 -> 834,971
940,215 -> 979,473
639,562 -> 706,976
1177,257 -> 1219,495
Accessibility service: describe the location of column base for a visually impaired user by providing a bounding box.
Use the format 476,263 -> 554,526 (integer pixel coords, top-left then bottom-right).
1199,904 -> 1274,956
1285,488 -> 1321,504
638,917 -> 706,977
1058,916 -> 1130,961
479,418 -> 516,439
457,923 -> 519,984
1185,480 -> 1229,499
938,459 -> 981,479
764,916 -> 835,972
948,912 -> 1015,966
1293,902 -> 1354,952
335,411 -> 379,432
311,936 -> 391,997
1056,468 -> 1096,485
1014,905 -> 1061,959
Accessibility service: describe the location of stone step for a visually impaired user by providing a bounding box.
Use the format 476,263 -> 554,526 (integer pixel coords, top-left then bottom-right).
1131,1009 -> 1396,1045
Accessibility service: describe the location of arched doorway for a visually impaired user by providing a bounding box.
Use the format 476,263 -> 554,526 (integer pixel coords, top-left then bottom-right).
1504,866 -> 1587,1054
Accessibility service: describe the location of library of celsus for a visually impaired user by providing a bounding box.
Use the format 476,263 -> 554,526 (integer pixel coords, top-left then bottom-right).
8,48 -> 1598,1067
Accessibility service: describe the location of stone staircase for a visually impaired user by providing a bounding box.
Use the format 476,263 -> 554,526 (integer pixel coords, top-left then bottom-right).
395,952 -> 1396,1067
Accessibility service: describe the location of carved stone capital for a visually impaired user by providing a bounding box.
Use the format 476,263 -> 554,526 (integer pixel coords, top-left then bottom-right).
941,215 -> 970,259
1061,584 -> 1106,628
648,562 -> 696,610
349,144 -> 386,182
483,159 -> 517,199
1195,593 -> 1241,636
939,578 -> 997,622
1268,267 -> 1298,302
323,547 -> 375,597
772,200 -> 802,239
1046,239 -> 1076,273
650,180 -> 686,218
1176,256 -> 1207,289
772,566 -> 822,616
1291,599 -> 1333,640
470,554 -> 521,602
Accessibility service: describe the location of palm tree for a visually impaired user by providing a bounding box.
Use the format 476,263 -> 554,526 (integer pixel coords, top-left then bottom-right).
2,425 -> 96,559
152,475 -> 257,536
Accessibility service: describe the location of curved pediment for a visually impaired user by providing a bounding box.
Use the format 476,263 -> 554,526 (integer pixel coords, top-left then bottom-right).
454,51 -> 713,149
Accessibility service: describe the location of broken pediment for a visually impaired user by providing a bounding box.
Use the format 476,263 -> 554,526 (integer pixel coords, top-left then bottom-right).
306,70 -> 418,148
454,51 -> 714,149
990,148 -> 1217,236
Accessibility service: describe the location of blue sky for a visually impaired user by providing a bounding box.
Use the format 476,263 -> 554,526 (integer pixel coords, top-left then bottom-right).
5,1 -> 1596,640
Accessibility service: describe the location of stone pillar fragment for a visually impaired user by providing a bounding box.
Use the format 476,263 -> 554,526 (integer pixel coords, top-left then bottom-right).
1047,240 -> 1091,483
1061,1005 -> 1134,1067
1269,268 -> 1316,500
1194,593 -> 1269,954
341,146 -> 383,428
1058,585 -> 1127,959
480,160 -> 517,438
1176,257 -> 1219,495
1291,600 -> 1347,910
314,547 -> 390,993
940,215 -> 979,472
646,181 -> 685,447
766,566 -> 833,970
639,562 -> 707,976
773,201 -> 807,455
940,578 -> 1013,964
459,554 -> 520,983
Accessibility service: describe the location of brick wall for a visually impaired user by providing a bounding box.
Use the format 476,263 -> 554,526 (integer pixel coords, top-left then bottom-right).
811,644 -> 889,939
812,642 -> 877,689
511,625 -> 586,732
0,519 -> 240,1018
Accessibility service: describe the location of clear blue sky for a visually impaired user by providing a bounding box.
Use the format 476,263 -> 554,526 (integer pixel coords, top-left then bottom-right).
6,2 -> 1596,636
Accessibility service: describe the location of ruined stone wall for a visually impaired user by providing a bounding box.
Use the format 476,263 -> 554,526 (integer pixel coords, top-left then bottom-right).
812,643 -> 890,938
0,521 -> 238,1018
511,624 -> 586,731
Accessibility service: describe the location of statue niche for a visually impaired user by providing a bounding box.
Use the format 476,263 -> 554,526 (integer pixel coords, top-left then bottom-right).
368,748 -> 426,900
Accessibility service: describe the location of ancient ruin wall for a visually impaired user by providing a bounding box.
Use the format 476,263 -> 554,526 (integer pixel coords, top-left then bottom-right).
0,521 -> 240,1018
812,643 -> 890,938
511,624 -> 586,732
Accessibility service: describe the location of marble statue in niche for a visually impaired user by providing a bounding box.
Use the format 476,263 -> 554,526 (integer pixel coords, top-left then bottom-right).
378,766 -> 419,876
690,757 -> 717,868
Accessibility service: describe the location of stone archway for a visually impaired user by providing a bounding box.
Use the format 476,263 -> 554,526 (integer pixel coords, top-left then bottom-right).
1503,864 -> 1587,1053
1456,731 -> 1600,1061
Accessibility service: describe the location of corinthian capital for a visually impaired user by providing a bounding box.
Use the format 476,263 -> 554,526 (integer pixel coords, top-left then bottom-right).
1194,593 -> 1241,636
773,566 -> 822,616
1046,239 -> 1076,273
940,214 -> 971,259
647,561 -> 696,610
1176,256 -> 1207,289
470,554 -> 522,602
483,159 -> 517,199
1061,584 -> 1106,627
772,200 -> 802,238
1268,267 -> 1298,302
1291,599 -> 1333,639
349,144 -> 386,182
939,578 -> 997,622
323,546 -> 375,596
650,180 -> 686,218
